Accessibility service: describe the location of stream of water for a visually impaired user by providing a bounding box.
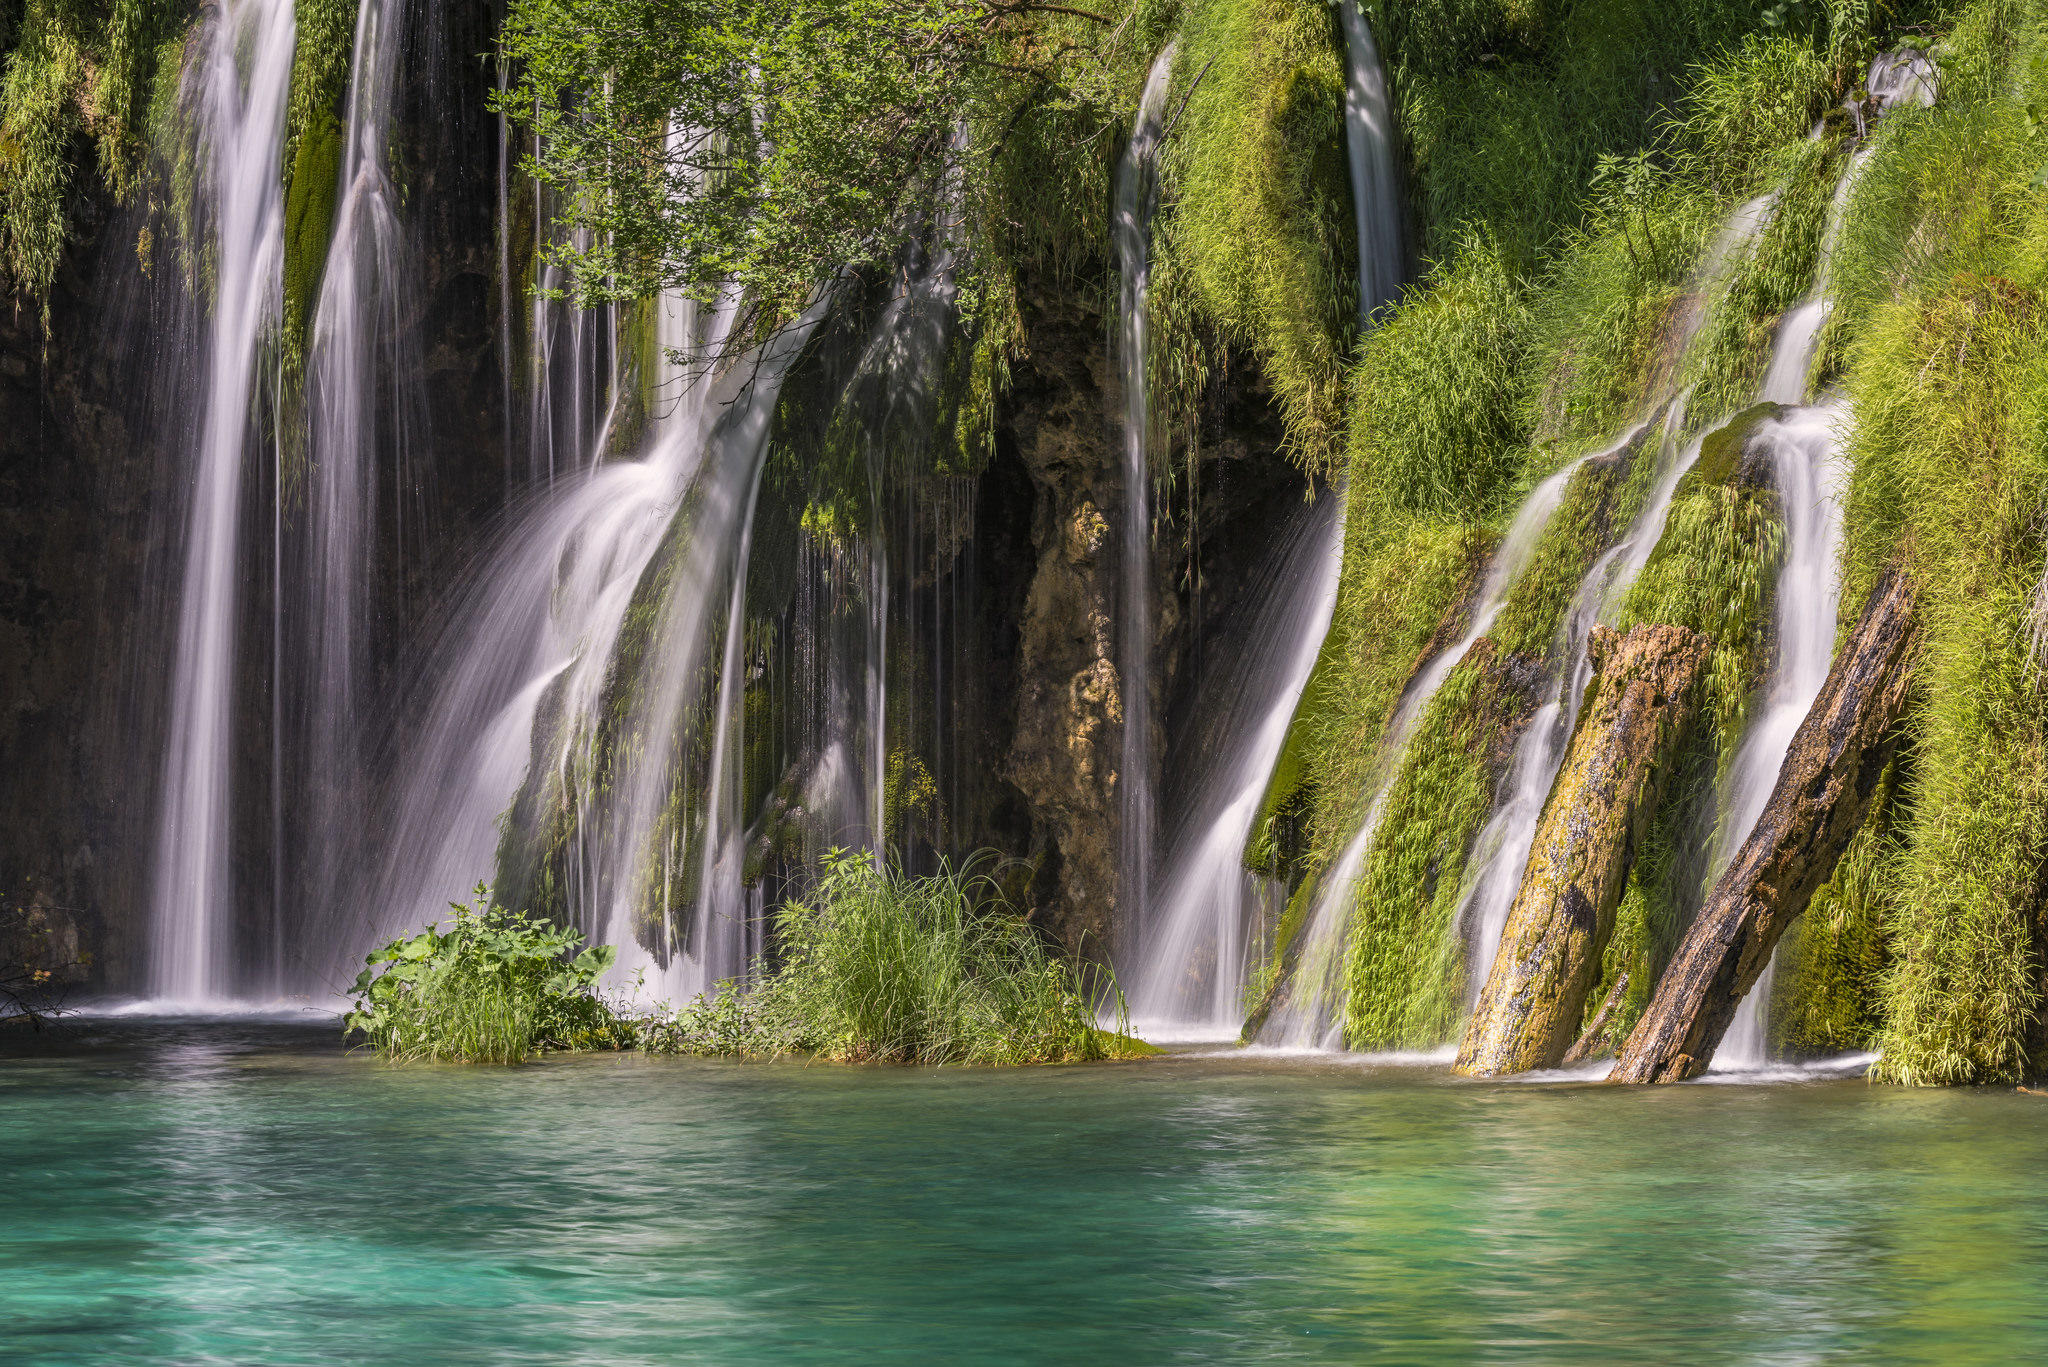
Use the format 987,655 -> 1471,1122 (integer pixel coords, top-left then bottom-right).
148,0 -> 297,1006
1113,47 -> 1179,947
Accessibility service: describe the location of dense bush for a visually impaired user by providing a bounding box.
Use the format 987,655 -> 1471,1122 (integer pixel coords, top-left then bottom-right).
644,850 -> 1135,1065
345,887 -> 633,1063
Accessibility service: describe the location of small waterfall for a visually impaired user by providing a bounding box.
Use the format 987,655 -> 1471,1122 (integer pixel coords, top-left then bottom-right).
1335,1 -> 1404,321
1114,46 -> 1178,944
1126,496 -> 1344,1037
1266,185 -> 1776,1047
1714,151 -> 1867,1066
1256,455 -> 1584,1047
355,286 -> 747,988
148,0 -> 297,1005
1713,399 -> 1845,1065
1457,406 -> 1696,1003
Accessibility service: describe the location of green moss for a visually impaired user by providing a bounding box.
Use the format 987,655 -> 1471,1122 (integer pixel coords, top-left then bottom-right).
1620,408 -> 1784,764
1340,640 -> 1534,1048
1490,442 -> 1637,659
1772,761 -> 1899,1055
279,0 -> 355,381
1148,0 -> 1355,470
281,109 -> 341,362
1288,510 -> 1483,875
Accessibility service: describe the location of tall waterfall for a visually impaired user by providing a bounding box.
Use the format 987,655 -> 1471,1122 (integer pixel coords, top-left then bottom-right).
1126,496 -> 1343,1036
148,0 -> 297,1004
1113,47 -> 1178,945
288,0 -> 429,991
1336,1 -> 1404,321
1714,150 -> 1868,1065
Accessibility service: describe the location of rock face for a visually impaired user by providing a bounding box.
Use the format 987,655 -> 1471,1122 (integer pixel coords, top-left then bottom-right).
1457,622 -> 1713,1076
993,270 -> 1299,955
997,278 -> 1130,952
1609,567 -> 1919,1083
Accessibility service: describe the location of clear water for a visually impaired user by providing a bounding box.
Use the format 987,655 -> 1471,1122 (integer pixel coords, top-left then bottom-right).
6,1021 -> 2045,1365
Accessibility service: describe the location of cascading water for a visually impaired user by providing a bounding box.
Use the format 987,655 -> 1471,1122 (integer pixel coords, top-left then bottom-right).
1113,47 -> 1177,944
1128,8 -> 1403,1034
1448,186 -> 1795,1010
1713,397 -> 1845,1065
1265,187 -> 1777,1048
1126,496 -> 1343,1036
148,0 -> 297,1005
1255,455 -> 1587,1048
289,0 -> 428,988
1336,0 -> 1404,320
353,285 -> 753,993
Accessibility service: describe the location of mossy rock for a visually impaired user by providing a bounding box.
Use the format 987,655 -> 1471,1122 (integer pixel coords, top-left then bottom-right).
1679,400 -> 1783,496
282,109 -> 342,359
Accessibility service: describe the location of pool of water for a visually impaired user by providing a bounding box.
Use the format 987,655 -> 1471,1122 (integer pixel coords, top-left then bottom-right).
3,1019 -> 2043,1365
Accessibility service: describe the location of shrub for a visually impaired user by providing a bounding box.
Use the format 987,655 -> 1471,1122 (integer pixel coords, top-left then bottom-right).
345,887 -> 632,1063
645,850 -> 1133,1065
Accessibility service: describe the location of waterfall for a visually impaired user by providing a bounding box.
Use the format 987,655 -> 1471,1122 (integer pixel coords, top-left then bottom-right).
1336,1 -> 1404,321
1713,399 -> 1845,1065
354,285 -> 749,991
1256,454 -> 1585,1047
1264,185 -> 1776,1048
1114,47 -> 1178,945
1713,152 -> 1867,1066
289,0 -> 427,990
1125,496 -> 1343,1037
147,0 -> 297,1005
1455,406 -> 1695,1006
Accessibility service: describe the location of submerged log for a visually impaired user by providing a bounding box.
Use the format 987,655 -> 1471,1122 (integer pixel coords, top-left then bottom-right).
1608,567 -> 1919,1084
1456,624 -> 1713,1076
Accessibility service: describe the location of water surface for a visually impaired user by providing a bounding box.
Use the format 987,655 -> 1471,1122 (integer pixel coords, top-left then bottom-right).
3,1020 -> 2042,1364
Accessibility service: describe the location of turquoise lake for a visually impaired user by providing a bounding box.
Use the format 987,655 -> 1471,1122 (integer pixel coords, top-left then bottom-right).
4,1019 -> 2044,1364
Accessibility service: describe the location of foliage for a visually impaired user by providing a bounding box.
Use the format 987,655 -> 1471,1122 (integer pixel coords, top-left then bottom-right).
345,886 -> 632,1063
645,850 -> 1128,1064
1,0 -> 192,301
1681,32 -> 1835,196
1155,0 -> 1356,469
1340,643 -> 1525,1048
1349,237 -> 1532,516
497,0 -> 1150,354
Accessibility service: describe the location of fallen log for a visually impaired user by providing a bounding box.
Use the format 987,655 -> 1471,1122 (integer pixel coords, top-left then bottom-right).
1456,624 -> 1713,1076
1608,566 -> 1919,1083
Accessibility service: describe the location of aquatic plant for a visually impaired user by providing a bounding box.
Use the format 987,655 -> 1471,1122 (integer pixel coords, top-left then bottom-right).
644,850 -> 1131,1064
345,887 -> 633,1064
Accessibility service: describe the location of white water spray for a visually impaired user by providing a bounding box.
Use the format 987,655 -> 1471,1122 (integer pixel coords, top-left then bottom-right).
1114,47 -> 1178,946
1126,497 -> 1343,1036
148,0 -> 297,1004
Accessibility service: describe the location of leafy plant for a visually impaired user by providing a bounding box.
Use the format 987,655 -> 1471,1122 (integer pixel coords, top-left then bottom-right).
346,886 -> 632,1063
645,850 -> 1137,1065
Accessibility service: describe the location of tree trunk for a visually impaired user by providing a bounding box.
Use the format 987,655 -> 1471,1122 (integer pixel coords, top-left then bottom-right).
1608,567 -> 1919,1084
1456,624 -> 1713,1076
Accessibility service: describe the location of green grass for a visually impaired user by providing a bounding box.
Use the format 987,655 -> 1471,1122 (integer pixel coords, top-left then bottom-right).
646,851 -> 1129,1065
1,0 -> 190,303
1156,0 -> 1356,470
1824,3 -> 2048,1079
